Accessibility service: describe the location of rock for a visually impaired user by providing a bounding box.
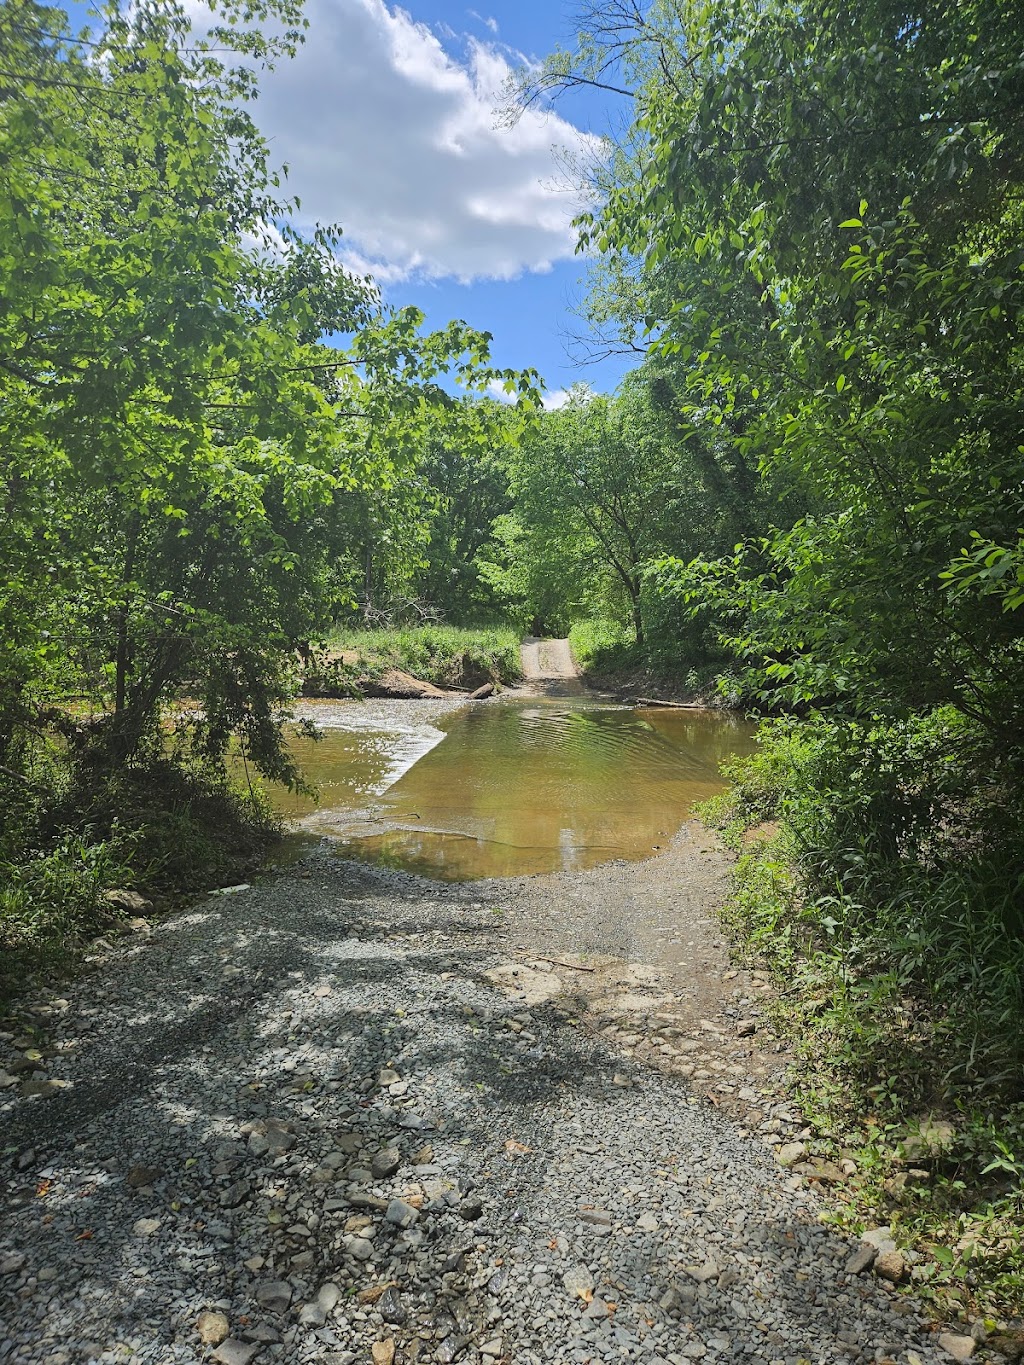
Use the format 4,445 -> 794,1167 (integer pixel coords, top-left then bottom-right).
345,1236 -> 374,1261
988,1331 -> 1024,1359
385,1198 -> 419,1228
458,1197 -> 483,1221
469,683 -> 494,700
636,1212 -> 659,1233
1,1253 -> 26,1276
937,1334 -> 976,1361
861,1226 -> 897,1255
255,1281 -> 292,1314
480,1339 -> 503,1359
874,1250 -> 907,1283
14,1148 -> 36,1172
198,1311 -> 231,1346
845,1245 -> 877,1275
735,1019 -> 757,1037
212,1342 -> 258,1365
378,1069 -> 401,1085
102,888 -> 151,913
132,1217 -> 161,1237
371,1148 -> 401,1180
371,1342 -> 396,1365
127,1165 -> 163,1189
776,1142 -> 807,1166
562,1264 -> 594,1300
221,1179 -> 252,1208
612,1073 -> 632,1088
378,1289 -> 407,1325
684,1262 -> 720,1284
903,1120 -> 957,1161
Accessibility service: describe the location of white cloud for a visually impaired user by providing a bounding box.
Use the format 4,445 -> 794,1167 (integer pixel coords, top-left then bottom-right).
252,0 -> 604,284
485,378 -> 517,404
542,388 -> 573,410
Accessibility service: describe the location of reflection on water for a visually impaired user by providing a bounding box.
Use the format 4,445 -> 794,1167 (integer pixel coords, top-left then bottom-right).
261,699 -> 757,881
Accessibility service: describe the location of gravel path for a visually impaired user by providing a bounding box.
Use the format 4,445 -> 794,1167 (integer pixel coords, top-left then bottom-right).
0,843 -> 955,1365
519,639 -> 579,683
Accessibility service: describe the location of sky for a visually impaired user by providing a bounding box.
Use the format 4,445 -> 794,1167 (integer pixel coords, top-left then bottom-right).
239,0 -> 637,405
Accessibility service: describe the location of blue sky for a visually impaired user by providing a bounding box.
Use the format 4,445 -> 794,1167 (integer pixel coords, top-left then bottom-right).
65,0 -> 638,402
240,0 -> 637,404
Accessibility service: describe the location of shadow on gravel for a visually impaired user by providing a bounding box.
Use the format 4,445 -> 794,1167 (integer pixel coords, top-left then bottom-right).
0,860 -> 937,1365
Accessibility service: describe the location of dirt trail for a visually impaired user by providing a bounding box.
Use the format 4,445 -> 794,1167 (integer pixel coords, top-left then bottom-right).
518,636 -> 584,696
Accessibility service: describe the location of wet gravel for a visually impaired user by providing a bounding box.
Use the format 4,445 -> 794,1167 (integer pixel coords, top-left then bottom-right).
0,846 -> 953,1365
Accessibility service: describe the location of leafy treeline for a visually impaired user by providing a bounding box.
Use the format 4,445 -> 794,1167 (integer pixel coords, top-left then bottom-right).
0,0 -> 536,965
511,0 -> 1024,1304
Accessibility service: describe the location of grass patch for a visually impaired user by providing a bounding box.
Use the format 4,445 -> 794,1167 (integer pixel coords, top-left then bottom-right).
321,624 -> 522,690
699,716 -> 1024,1322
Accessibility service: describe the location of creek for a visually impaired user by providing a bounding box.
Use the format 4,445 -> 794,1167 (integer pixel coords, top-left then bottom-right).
257,694 -> 757,881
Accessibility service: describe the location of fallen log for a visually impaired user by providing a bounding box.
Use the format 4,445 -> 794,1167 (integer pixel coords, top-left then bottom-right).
635,696 -> 707,709
469,682 -> 495,700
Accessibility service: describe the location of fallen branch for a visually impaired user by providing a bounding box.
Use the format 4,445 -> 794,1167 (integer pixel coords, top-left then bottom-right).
536,956 -> 596,973
635,696 -> 706,710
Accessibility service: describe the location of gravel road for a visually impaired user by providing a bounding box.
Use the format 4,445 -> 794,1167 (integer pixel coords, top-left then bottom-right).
0,838 -> 957,1365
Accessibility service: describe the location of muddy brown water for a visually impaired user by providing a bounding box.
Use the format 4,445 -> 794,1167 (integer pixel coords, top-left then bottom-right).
256,696 -> 757,881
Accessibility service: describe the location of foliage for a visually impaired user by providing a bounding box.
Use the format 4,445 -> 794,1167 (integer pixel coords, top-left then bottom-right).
0,0 -> 537,793
567,618 -> 634,672
323,625 -> 522,688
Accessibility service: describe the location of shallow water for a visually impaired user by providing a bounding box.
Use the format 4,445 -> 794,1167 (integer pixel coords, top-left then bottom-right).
260,696 -> 757,881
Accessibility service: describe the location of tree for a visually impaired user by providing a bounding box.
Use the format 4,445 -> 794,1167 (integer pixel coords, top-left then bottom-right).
0,0 -> 536,789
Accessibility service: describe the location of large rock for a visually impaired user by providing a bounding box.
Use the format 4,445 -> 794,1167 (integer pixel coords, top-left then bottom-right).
937,1333 -> 976,1361
255,1281 -> 292,1314
197,1311 -> 230,1346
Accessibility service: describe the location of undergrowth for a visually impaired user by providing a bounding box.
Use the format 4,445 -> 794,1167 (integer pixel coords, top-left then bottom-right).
319,624 -> 521,690
700,711 -> 1024,1322
1,752 -> 279,1008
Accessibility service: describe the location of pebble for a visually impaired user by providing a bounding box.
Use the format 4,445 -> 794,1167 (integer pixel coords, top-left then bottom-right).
0,842 -> 955,1365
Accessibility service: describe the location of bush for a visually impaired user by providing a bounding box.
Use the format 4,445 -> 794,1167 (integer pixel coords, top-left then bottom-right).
567,618 -> 635,672
325,625 -> 522,687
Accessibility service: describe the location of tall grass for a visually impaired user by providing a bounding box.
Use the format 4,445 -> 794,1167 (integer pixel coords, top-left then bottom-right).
325,624 -> 522,687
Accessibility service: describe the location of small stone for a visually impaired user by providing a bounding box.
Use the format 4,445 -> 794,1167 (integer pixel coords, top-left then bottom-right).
735,1019 -> 757,1037
255,1280 -> 292,1314
458,1197 -> 483,1221
371,1342 -> 396,1365
562,1264 -> 594,1300
684,1262 -> 720,1284
845,1245 -> 877,1275
345,1236 -> 374,1261
221,1179 -> 252,1208
212,1342 -> 258,1365
378,1069 -> 401,1085
385,1198 -> 419,1228
198,1311 -> 231,1346
127,1165 -> 162,1189
132,1217 -> 161,1237
371,1149 -> 401,1180
937,1334 -> 976,1361
612,1073 -> 632,1088
776,1142 -> 807,1166
378,1289 -> 407,1325
102,888 -> 151,913
874,1249 -> 907,1283
1,1254 -> 26,1276
636,1212 -> 659,1233
861,1226 -> 897,1255
480,1340 -> 503,1359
